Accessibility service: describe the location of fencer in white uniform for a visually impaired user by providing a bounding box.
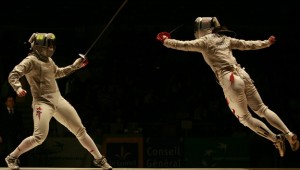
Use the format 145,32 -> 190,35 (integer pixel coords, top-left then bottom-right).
156,17 -> 299,157
5,33 -> 112,170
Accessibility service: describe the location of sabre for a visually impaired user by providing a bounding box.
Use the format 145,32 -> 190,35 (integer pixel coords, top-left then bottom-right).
79,0 -> 128,59
169,24 -> 184,34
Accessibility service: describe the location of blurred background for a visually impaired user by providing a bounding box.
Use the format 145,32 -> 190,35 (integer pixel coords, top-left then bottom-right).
1,0 -> 299,168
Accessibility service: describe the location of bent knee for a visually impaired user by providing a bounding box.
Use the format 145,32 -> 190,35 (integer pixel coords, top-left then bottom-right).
31,134 -> 47,145
75,127 -> 87,139
238,113 -> 252,127
253,105 -> 268,118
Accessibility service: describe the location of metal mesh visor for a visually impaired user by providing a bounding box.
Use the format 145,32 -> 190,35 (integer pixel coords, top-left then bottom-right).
32,45 -> 55,59
194,17 -> 213,31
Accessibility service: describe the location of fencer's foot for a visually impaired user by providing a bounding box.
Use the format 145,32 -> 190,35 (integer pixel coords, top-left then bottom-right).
5,155 -> 20,170
273,134 -> 285,157
93,156 -> 113,170
285,132 -> 299,151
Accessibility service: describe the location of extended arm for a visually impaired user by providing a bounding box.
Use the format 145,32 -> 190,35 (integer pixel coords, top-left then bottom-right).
229,35 -> 276,50
55,57 -> 88,78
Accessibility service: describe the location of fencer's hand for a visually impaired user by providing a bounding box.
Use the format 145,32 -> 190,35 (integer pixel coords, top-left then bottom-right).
156,32 -> 171,43
268,35 -> 276,45
17,87 -> 27,97
72,57 -> 88,69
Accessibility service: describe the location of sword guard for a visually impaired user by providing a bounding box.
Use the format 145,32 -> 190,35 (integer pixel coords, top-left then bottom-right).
79,53 -> 86,59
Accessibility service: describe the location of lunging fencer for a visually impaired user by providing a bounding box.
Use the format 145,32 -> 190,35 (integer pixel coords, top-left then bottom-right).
156,17 -> 299,157
5,33 -> 112,170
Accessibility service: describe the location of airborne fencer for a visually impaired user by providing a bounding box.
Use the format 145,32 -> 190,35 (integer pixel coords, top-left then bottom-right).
5,33 -> 112,170
156,17 -> 299,157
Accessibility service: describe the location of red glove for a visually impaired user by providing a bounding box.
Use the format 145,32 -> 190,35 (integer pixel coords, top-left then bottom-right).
73,57 -> 88,69
78,53 -> 88,67
17,87 -> 27,97
82,58 -> 89,67
156,32 -> 171,43
268,35 -> 276,45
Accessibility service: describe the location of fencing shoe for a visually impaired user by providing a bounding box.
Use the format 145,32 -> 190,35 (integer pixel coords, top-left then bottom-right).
285,132 -> 299,151
5,155 -> 20,170
274,134 -> 285,157
93,156 -> 112,170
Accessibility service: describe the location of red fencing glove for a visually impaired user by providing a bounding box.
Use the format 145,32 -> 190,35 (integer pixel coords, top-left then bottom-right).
17,87 -> 27,97
268,35 -> 276,45
156,32 -> 171,43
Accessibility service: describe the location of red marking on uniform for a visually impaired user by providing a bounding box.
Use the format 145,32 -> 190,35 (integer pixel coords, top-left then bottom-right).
232,108 -> 239,118
231,109 -> 240,119
230,72 -> 234,83
90,149 -> 94,153
36,106 -> 42,120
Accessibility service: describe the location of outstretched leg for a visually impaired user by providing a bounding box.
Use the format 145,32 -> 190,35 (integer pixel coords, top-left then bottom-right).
6,103 -> 53,170
246,78 -> 299,152
220,71 -> 286,157
54,97 -> 112,169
